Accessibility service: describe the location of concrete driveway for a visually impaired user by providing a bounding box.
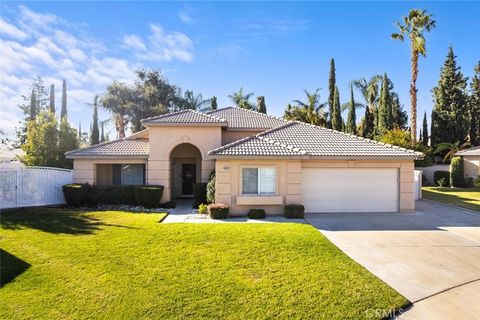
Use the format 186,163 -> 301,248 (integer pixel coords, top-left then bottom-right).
305,200 -> 480,319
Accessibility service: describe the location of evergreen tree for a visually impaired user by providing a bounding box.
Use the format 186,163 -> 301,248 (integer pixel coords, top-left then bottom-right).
431,110 -> 437,147
332,86 -> 342,131
57,118 -> 79,168
391,94 -> 408,130
100,122 -> 106,143
378,73 -> 393,132
61,79 -> 67,119
20,111 -> 58,167
468,61 -> 480,145
78,122 -> 82,139
422,111 -> 429,146
346,84 -> 356,134
49,84 -> 55,114
361,101 -> 374,138
90,95 -> 100,145
432,47 -> 468,144
419,129 -> 423,144
327,58 -> 336,129
256,96 -> 267,114
29,89 -> 37,121
211,96 -> 218,110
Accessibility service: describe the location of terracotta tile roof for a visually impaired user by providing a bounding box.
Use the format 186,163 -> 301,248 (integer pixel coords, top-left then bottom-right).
141,109 -> 227,125
65,138 -> 149,158
456,146 -> 480,156
209,121 -> 424,159
207,107 -> 287,129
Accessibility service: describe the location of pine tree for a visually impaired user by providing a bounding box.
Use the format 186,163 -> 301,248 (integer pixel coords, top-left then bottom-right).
90,95 -> 100,145
256,96 -> 267,113
346,84 -> 356,134
327,58 -> 336,129
432,47 -> 468,144
211,96 -> 218,110
378,73 -> 393,132
29,89 -> 37,121
332,86 -> 342,131
468,61 -> 480,145
422,111 -> 429,146
57,118 -> 79,168
61,79 -> 67,119
49,84 -> 55,114
100,122 -> 106,143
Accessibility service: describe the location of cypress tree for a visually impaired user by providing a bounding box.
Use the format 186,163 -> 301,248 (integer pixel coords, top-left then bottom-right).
100,122 -> 106,143
468,62 -> 480,145
430,110 -> 437,147
419,129 -> 423,144
432,47 -> 468,144
49,84 -> 55,114
29,89 -> 37,121
332,86 -> 342,131
346,84 -> 356,134
211,96 -> 218,110
90,96 -> 100,145
78,122 -> 82,139
361,101 -> 374,138
378,73 -> 393,132
422,111 -> 429,146
61,79 -> 67,119
256,96 -> 267,114
327,58 -> 336,129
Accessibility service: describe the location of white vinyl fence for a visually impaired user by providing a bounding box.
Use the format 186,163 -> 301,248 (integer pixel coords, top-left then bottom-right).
414,170 -> 422,200
0,166 -> 73,209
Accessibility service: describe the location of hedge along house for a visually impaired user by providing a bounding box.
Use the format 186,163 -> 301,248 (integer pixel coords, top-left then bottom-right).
66,107 -> 423,214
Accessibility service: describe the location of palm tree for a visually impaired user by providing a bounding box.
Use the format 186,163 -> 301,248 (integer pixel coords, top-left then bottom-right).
284,89 -> 327,126
228,87 -> 254,110
352,75 -> 382,112
391,9 -> 436,141
182,90 -> 211,111
434,141 -> 470,163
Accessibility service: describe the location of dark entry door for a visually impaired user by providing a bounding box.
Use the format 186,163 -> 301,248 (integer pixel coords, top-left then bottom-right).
182,164 -> 196,195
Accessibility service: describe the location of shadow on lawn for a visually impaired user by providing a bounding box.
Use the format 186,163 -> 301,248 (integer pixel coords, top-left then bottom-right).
0,208 -> 137,235
0,249 -> 31,287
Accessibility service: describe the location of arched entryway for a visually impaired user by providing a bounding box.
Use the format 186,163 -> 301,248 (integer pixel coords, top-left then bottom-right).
169,143 -> 202,199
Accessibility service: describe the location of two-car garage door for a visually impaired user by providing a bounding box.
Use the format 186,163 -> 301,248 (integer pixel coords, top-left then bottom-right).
302,168 -> 399,213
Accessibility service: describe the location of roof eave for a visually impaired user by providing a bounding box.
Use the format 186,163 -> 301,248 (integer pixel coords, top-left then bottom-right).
65,154 -> 149,160
141,122 -> 227,127
209,154 -> 422,160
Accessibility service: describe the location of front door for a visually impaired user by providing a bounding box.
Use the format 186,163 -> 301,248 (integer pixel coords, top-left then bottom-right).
182,164 -> 196,195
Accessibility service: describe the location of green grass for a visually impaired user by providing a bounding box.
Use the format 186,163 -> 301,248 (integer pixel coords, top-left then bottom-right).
422,186 -> 480,212
1,208 -> 408,319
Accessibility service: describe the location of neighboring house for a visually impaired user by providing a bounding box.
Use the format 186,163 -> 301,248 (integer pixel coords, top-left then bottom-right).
66,107 -> 423,213
456,147 -> 480,179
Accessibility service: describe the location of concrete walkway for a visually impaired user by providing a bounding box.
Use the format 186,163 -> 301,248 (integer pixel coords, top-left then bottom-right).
305,200 -> 480,319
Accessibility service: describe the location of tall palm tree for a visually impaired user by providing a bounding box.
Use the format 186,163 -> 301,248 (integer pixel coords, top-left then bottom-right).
285,89 -> 327,126
391,9 -> 436,141
228,87 -> 254,110
352,75 -> 382,112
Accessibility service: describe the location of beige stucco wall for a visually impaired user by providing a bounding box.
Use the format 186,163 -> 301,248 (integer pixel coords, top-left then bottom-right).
147,126 -> 222,202
72,158 -> 147,184
222,130 -> 264,145
215,158 -> 416,215
463,156 -> 480,178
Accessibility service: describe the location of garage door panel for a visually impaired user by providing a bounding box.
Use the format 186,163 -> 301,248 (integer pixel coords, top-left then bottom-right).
302,168 -> 399,213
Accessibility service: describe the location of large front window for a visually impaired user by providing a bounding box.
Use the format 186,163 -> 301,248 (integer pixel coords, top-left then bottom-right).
242,167 -> 276,195
112,164 -> 145,185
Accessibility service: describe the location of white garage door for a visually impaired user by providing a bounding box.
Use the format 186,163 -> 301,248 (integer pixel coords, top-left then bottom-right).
302,168 -> 399,213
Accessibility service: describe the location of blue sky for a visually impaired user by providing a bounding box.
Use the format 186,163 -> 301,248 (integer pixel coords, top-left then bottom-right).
1,1 -> 479,141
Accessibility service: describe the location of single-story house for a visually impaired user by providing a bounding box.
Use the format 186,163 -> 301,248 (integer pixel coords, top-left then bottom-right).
66,107 -> 423,213
456,146 -> 480,178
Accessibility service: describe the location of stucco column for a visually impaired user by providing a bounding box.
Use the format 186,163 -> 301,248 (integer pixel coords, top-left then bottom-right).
147,159 -> 171,202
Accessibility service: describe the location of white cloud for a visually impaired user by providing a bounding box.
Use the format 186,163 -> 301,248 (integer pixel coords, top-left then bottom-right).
122,34 -> 146,51
179,12 -> 194,24
124,24 -> 193,62
0,18 -> 28,39
18,5 -> 61,27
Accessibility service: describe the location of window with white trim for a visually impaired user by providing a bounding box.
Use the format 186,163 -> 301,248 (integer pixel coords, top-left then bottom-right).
242,167 -> 276,195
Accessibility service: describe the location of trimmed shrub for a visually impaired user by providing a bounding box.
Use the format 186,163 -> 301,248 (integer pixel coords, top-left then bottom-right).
433,171 -> 450,187
159,201 -> 176,209
450,157 -> 464,187
208,203 -> 229,219
62,184 -> 87,207
198,203 -> 208,214
464,177 -> 474,188
248,209 -> 266,219
134,186 -> 164,208
284,204 -> 305,219
193,183 -> 207,208
206,172 -> 215,204
92,185 -> 137,205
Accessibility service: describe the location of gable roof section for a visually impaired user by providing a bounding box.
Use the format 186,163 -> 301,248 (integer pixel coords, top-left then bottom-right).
207,107 -> 287,130
65,138 -> 149,159
209,121 -> 423,159
456,146 -> 480,156
141,109 -> 227,126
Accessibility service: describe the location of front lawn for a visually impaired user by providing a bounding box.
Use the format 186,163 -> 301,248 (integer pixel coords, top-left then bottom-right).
422,186 -> 480,212
1,208 -> 408,319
